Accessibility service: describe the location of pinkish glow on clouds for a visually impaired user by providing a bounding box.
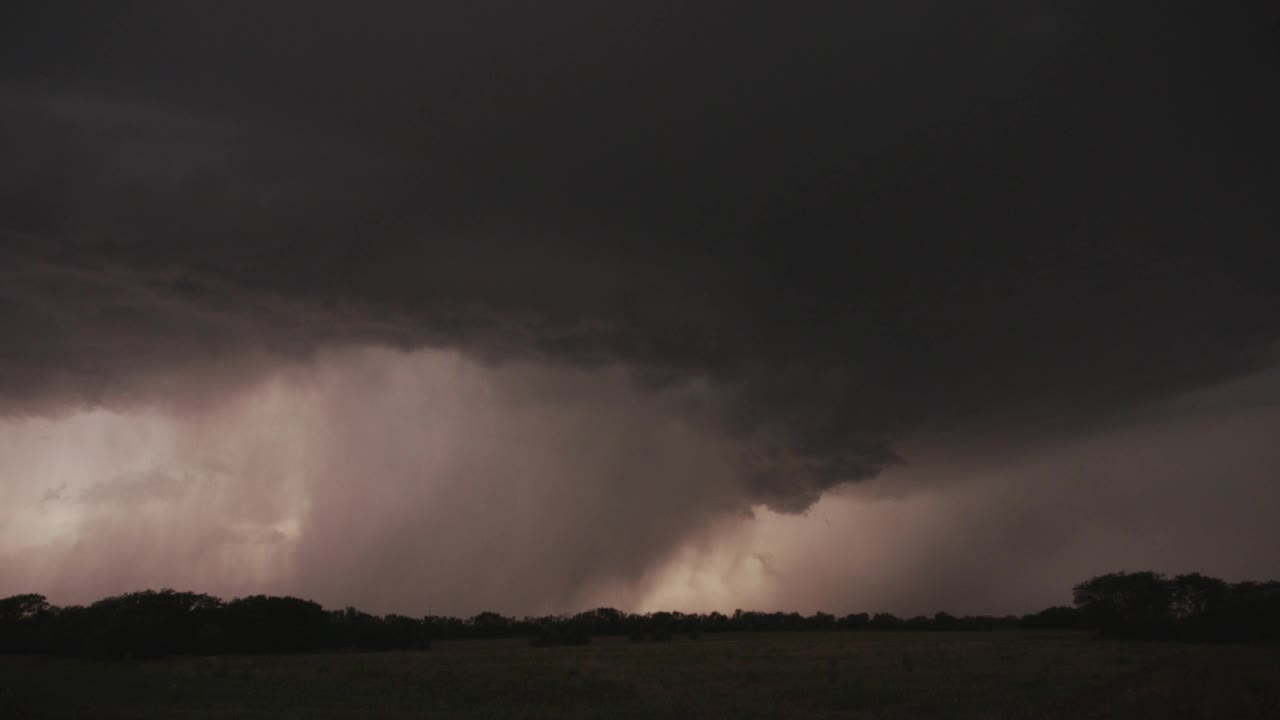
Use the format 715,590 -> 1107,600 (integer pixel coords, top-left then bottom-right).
0,348 -> 742,614
4,347 -> 1278,616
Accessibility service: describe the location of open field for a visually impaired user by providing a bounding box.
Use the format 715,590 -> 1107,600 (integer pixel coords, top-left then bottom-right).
2,631 -> 1278,719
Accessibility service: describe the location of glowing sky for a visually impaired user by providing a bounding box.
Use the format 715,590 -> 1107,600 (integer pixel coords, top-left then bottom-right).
3,348 -> 1277,616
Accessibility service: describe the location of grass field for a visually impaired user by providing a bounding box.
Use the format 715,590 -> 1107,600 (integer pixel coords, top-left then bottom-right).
2,631 -> 1278,719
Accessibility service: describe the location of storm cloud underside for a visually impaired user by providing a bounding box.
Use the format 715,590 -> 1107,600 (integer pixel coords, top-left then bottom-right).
1,2 -> 1277,612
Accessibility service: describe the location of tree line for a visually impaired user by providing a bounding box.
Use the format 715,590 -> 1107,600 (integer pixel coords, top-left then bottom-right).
1,571 -> 1276,658
1072,571 -> 1280,641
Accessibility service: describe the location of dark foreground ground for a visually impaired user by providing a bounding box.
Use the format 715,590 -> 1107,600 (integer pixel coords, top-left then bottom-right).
2,631 -> 1278,719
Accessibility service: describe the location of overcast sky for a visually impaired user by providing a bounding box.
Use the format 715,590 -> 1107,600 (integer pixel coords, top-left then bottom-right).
1,2 -> 1277,616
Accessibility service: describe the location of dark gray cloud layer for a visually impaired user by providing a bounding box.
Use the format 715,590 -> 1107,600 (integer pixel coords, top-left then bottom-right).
2,2 -> 1277,511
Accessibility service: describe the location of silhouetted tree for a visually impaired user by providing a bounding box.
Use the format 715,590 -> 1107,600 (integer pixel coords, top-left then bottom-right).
6,570 -> 1279,658
869,613 -> 904,630
1021,606 -> 1079,630
468,611 -> 512,639
1073,571 -> 1173,637
932,612 -> 958,631
573,607 -> 625,635
223,595 -> 327,654
0,594 -> 55,653
810,612 -> 836,630
1220,580 -> 1280,642
1070,571 -> 1280,641
74,590 -> 222,658
839,612 -> 870,630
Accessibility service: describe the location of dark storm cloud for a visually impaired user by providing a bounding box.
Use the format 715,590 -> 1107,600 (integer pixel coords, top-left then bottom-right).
1,1 -> 1277,509
718,366 -> 1280,617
